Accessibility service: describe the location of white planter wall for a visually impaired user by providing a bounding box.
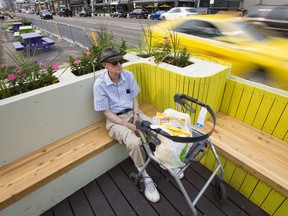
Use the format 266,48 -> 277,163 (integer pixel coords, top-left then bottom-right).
0,69 -> 105,167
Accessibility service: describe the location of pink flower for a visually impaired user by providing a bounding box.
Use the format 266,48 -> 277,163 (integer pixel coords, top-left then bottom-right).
86,51 -> 91,57
74,58 -> 81,65
1,64 -> 6,67
15,65 -> 20,69
7,74 -> 16,81
165,39 -> 170,44
19,70 -> 24,76
39,63 -> 45,68
51,64 -> 59,70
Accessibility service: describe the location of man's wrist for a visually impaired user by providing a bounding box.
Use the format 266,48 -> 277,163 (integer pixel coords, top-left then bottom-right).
134,110 -> 140,116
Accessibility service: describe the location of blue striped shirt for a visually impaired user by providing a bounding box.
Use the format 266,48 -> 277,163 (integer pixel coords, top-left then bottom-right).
93,70 -> 140,113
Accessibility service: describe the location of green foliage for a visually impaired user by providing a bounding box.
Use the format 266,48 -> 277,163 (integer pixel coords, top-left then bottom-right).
139,25 -> 193,68
0,48 -> 61,99
69,25 -> 128,76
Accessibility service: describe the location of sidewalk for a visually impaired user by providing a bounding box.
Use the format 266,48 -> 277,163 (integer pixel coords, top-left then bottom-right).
1,22 -> 86,69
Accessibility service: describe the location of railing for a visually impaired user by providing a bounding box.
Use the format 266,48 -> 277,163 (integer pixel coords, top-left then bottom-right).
28,17 -> 93,49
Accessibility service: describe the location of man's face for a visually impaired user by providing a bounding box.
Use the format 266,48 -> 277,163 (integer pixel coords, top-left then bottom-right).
103,59 -> 124,75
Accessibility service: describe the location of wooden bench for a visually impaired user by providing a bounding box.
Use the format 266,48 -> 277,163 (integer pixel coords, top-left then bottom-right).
202,112 -> 288,198
0,103 -> 158,211
12,42 -> 24,51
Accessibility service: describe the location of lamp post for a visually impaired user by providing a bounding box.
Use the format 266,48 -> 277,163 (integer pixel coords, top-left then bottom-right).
91,0 -> 94,15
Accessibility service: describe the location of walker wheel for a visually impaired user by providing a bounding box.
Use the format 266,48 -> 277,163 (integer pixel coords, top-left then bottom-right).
214,178 -> 227,203
129,172 -> 145,192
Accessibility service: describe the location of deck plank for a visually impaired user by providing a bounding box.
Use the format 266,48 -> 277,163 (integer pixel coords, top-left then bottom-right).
96,172 -> 137,216
69,190 -> 94,216
52,199 -> 74,216
83,180 -> 116,216
41,158 -> 269,216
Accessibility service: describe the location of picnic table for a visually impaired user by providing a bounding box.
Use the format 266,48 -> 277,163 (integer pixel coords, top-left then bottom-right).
12,32 -> 55,53
13,26 -> 41,38
8,22 -> 23,32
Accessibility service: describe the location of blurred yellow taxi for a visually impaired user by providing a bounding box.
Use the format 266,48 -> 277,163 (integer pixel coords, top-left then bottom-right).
148,15 -> 288,90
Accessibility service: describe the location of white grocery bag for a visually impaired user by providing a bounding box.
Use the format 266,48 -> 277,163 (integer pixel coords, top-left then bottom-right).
152,108 -> 193,168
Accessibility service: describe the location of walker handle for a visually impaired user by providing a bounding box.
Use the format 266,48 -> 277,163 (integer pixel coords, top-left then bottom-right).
136,120 -> 161,146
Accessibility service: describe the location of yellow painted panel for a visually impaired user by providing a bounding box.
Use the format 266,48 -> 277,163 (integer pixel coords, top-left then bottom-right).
262,95 -> 287,135
239,173 -> 259,198
235,84 -> 254,121
227,82 -> 244,117
252,91 -> 275,130
229,166 -> 247,190
169,73 -> 178,109
215,154 -> 227,176
163,71 -> 171,110
220,79 -> 235,113
204,147 -> 216,171
214,72 -> 225,111
183,76 -> 190,97
250,181 -> 272,206
155,68 -> 164,109
261,189 -> 286,215
206,77 -> 217,109
223,159 -> 236,183
243,88 -> 264,126
273,198 -> 288,216
273,104 -> 288,140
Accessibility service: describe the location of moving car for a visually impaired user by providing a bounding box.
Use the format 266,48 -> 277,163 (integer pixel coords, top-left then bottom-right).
39,10 -> 53,20
110,11 -> 127,18
59,8 -> 73,17
244,5 -> 288,37
79,10 -> 92,17
129,9 -> 148,19
160,7 -> 200,20
150,10 -> 167,20
148,15 -> 288,90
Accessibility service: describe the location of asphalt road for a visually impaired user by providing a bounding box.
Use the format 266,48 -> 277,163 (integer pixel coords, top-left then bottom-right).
20,13 -> 161,48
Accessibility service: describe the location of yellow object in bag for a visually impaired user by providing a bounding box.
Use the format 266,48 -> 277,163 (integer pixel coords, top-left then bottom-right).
154,109 -> 193,168
156,112 -> 191,136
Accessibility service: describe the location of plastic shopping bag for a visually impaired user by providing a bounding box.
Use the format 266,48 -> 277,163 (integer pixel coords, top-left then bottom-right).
153,109 -> 193,168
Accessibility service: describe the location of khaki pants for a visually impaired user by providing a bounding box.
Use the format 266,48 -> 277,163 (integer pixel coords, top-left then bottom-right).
106,110 -> 152,168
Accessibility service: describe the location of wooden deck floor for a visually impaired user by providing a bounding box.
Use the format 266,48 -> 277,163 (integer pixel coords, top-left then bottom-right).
41,158 -> 268,216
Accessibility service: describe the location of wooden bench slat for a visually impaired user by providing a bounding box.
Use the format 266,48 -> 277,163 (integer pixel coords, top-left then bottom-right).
0,103 -> 159,210
214,113 -> 288,163
202,112 -> 288,197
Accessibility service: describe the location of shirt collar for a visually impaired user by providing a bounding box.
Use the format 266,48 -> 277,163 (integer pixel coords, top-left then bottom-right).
104,70 -> 125,86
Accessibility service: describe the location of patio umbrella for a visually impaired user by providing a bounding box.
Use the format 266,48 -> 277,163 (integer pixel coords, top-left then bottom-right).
159,4 -> 171,8
146,5 -> 154,8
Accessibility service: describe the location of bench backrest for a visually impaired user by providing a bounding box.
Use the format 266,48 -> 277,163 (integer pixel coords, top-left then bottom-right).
221,78 -> 288,141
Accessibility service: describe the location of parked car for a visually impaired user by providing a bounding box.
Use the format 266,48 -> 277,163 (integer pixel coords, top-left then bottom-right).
0,12 -> 4,20
110,11 -> 127,18
150,10 -> 167,20
59,8 -> 72,17
160,7 -> 201,20
129,9 -> 148,19
148,15 -> 288,90
244,5 -> 288,37
79,10 -> 92,17
39,10 -> 53,20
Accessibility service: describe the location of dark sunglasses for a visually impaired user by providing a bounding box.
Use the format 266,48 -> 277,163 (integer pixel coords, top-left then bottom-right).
107,59 -> 124,66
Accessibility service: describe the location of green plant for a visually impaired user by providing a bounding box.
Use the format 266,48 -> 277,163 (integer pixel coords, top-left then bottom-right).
135,22 -> 159,58
0,48 -> 62,100
69,25 -> 128,76
138,25 -> 192,68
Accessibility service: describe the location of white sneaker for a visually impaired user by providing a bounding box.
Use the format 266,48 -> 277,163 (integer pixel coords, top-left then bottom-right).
160,164 -> 184,180
144,179 -> 160,202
